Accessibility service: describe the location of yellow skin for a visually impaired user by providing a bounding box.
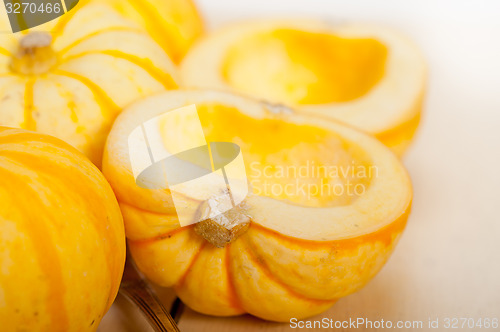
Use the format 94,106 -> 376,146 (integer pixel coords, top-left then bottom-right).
0,3 -> 178,166
127,216 -> 407,321
80,0 -> 204,63
103,90 -> 412,322
0,127 -> 125,332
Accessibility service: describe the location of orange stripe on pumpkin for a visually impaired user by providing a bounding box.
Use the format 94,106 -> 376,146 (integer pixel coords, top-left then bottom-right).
57,27 -> 145,56
174,240 -> 207,289
126,0 -> 174,54
52,69 -> 120,118
224,244 -> 244,311
51,2 -> 81,41
238,236 -> 335,305
62,50 -> 178,90
0,162 -> 69,331
0,144 -> 123,312
22,78 -> 36,131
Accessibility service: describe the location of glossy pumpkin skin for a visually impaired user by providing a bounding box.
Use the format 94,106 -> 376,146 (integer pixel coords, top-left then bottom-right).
126,214 -> 408,321
83,0 -> 204,63
0,127 -> 125,331
0,3 -> 178,166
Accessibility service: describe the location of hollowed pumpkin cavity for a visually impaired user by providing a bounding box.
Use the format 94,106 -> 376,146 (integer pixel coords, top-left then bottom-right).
194,103 -> 375,207
222,28 -> 388,105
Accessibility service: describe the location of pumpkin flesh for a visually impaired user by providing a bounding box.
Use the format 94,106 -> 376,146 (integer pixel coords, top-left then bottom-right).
222,29 -> 388,104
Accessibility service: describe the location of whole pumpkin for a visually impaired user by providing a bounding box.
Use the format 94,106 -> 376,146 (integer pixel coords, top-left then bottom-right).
82,0 -> 204,64
0,3 -> 178,166
103,90 -> 412,322
0,127 -> 125,331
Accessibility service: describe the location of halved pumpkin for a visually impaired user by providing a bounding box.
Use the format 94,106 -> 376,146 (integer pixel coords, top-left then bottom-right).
0,3 -> 178,165
0,127 -> 125,331
102,90 -> 412,322
180,20 -> 426,155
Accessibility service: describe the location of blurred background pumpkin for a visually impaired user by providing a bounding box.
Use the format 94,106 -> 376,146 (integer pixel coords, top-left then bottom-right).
81,0 -> 204,64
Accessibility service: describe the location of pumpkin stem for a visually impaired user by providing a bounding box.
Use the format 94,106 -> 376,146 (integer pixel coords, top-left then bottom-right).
10,32 -> 57,75
194,195 -> 251,248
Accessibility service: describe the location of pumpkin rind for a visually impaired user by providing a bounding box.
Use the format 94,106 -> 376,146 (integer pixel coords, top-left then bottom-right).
0,127 -> 125,331
0,3 -> 178,166
127,214 -> 407,321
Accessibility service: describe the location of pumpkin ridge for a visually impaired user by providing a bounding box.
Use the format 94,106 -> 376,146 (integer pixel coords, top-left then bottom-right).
52,78 -> 80,123
62,50 -> 178,90
0,148 -> 123,265
116,188 -> 198,217
52,69 -> 120,117
127,225 -> 192,246
0,165 -> 69,331
224,244 -> 244,311
119,201 -> 180,221
240,234 -> 336,304
0,127 -> 126,329
22,78 -> 36,131
175,240 -> 208,289
58,27 -> 145,56
119,202 -> 180,240
0,149 -> 123,314
51,2 -> 82,41
126,0 -> 177,60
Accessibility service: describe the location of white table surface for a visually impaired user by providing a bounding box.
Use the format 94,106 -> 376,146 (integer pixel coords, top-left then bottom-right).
98,1 -> 500,330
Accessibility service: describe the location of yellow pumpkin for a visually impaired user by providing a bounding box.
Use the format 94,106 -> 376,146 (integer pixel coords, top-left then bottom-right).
180,20 -> 426,155
0,127 -> 125,331
82,0 -> 204,64
0,3 -> 178,166
102,90 -> 412,322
